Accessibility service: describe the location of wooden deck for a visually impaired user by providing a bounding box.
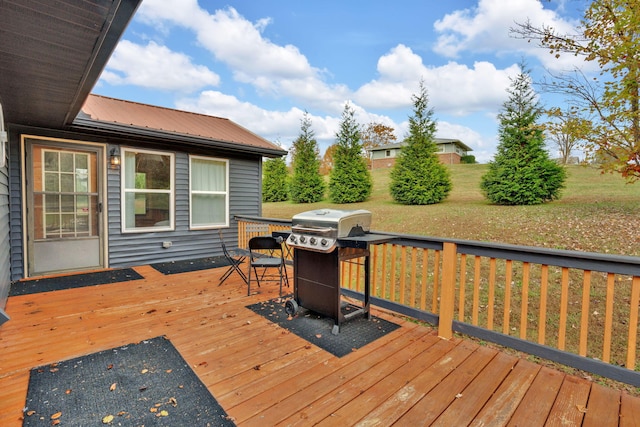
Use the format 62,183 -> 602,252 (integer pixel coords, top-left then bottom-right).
1,264 -> 639,426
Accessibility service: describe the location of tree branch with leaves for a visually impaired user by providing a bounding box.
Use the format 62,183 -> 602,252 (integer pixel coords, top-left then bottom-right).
512,0 -> 640,181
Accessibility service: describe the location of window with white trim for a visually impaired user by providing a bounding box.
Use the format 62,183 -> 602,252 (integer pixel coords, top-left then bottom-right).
122,148 -> 174,232
189,155 -> 228,229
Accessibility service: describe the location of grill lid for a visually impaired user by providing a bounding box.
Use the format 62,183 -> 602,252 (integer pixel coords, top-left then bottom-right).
287,209 -> 371,252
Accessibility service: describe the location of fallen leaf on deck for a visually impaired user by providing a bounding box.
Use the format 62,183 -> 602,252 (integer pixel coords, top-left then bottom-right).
102,414 -> 114,424
157,410 -> 169,417
576,404 -> 587,413
141,368 -> 149,374
51,412 -> 62,420
107,364 -> 113,370
455,393 -> 463,399
109,383 -> 117,391
169,397 -> 177,406
316,334 -> 322,339
26,410 -> 36,416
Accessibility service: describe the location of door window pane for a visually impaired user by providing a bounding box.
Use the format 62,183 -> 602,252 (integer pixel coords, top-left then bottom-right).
45,173 -> 59,192
39,149 -> 98,239
60,174 -> 74,192
60,152 -> 74,172
44,151 -> 58,171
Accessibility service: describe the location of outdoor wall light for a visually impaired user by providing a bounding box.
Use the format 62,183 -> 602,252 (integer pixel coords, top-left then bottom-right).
109,147 -> 121,169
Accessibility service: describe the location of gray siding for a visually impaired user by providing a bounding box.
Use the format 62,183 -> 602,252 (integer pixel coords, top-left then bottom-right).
107,149 -> 261,268
0,143 -> 10,323
8,134 -> 263,279
8,132 -> 23,281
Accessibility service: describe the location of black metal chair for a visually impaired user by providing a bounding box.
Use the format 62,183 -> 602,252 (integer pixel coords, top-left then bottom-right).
218,230 -> 248,286
247,236 -> 289,296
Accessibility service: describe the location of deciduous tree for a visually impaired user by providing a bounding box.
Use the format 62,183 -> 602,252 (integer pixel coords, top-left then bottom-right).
328,103 -> 372,203
545,107 -> 589,164
390,81 -> 451,205
362,122 -> 397,167
512,0 -> 640,181
320,144 -> 337,175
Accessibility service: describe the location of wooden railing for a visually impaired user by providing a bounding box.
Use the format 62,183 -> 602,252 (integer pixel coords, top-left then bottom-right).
235,216 -> 640,386
236,216 -> 293,259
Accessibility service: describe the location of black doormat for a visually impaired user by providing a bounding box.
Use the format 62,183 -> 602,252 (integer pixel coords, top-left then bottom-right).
246,297 -> 401,358
150,256 -> 231,275
10,268 -> 144,296
23,336 -> 235,427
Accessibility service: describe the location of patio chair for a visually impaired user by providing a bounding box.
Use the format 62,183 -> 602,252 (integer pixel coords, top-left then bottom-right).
247,236 -> 289,296
218,230 -> 248,286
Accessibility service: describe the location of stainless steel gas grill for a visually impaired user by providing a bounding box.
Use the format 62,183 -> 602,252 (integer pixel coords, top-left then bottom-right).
282,209 -> 391,334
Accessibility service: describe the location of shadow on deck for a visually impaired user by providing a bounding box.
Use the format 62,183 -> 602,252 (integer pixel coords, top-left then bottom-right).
1,264 -> 639,426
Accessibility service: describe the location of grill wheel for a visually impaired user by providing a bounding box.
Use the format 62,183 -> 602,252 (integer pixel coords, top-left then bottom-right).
285,299 -> 299,316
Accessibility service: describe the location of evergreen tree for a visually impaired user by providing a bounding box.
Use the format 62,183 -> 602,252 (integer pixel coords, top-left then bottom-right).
262,155 -> 289,202
328,103 -> 372,203
290,112 -> 325,203
481,64 -> 566,205
390,81 -> 451,205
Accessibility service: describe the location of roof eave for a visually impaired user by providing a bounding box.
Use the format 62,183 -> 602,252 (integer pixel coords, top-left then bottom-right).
63,0 -> 143,126
70,118 -> 288,158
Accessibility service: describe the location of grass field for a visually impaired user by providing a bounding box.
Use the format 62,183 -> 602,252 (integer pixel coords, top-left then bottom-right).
263,164 -> 640,257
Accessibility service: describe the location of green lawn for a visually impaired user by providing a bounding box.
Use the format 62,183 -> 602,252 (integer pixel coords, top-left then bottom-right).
263,164 -> 640,257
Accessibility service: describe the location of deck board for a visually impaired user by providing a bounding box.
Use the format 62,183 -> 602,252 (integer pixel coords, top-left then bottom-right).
0,263 -> 638,426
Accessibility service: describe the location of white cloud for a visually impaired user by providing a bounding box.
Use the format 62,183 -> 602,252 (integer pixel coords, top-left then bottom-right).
176,91 -> 343,149
137,1 -> 349,112
102,40 -> 219,92
433,0 -> 585,71
354,45 -> 518,115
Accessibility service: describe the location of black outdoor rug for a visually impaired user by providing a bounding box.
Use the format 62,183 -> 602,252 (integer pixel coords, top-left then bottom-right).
150,256 -> 231,275
9,268 -> 144,296
246,297 -> 401,358
23,336 -> 235,427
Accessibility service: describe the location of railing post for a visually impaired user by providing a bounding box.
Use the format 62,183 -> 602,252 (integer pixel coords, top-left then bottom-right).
438,242 -> 457,339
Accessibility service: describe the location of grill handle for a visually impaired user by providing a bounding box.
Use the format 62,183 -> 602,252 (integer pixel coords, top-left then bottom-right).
291,225 -> 334,235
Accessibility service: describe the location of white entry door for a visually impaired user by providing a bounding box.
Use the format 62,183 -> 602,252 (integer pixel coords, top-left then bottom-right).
26,139 -> 104,276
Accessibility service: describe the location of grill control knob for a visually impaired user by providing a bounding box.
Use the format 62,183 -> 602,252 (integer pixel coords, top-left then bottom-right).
300,236 -> 306,243
289,235 -> 297,244
310,237 -> 317,245
320,238 -> 328,246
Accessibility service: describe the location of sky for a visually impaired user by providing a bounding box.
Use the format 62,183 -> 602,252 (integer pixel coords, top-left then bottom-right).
93,0 -> 589,163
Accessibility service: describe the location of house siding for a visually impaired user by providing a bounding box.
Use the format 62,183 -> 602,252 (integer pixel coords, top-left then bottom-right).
107,149 -> 261,268
0,142 -> 10,323
9,133 -> 263,279
8,132 -> 23,282
371,152 -> 461,169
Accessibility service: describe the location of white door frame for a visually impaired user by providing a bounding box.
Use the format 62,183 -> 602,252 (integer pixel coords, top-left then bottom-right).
21,135 -> 109,277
